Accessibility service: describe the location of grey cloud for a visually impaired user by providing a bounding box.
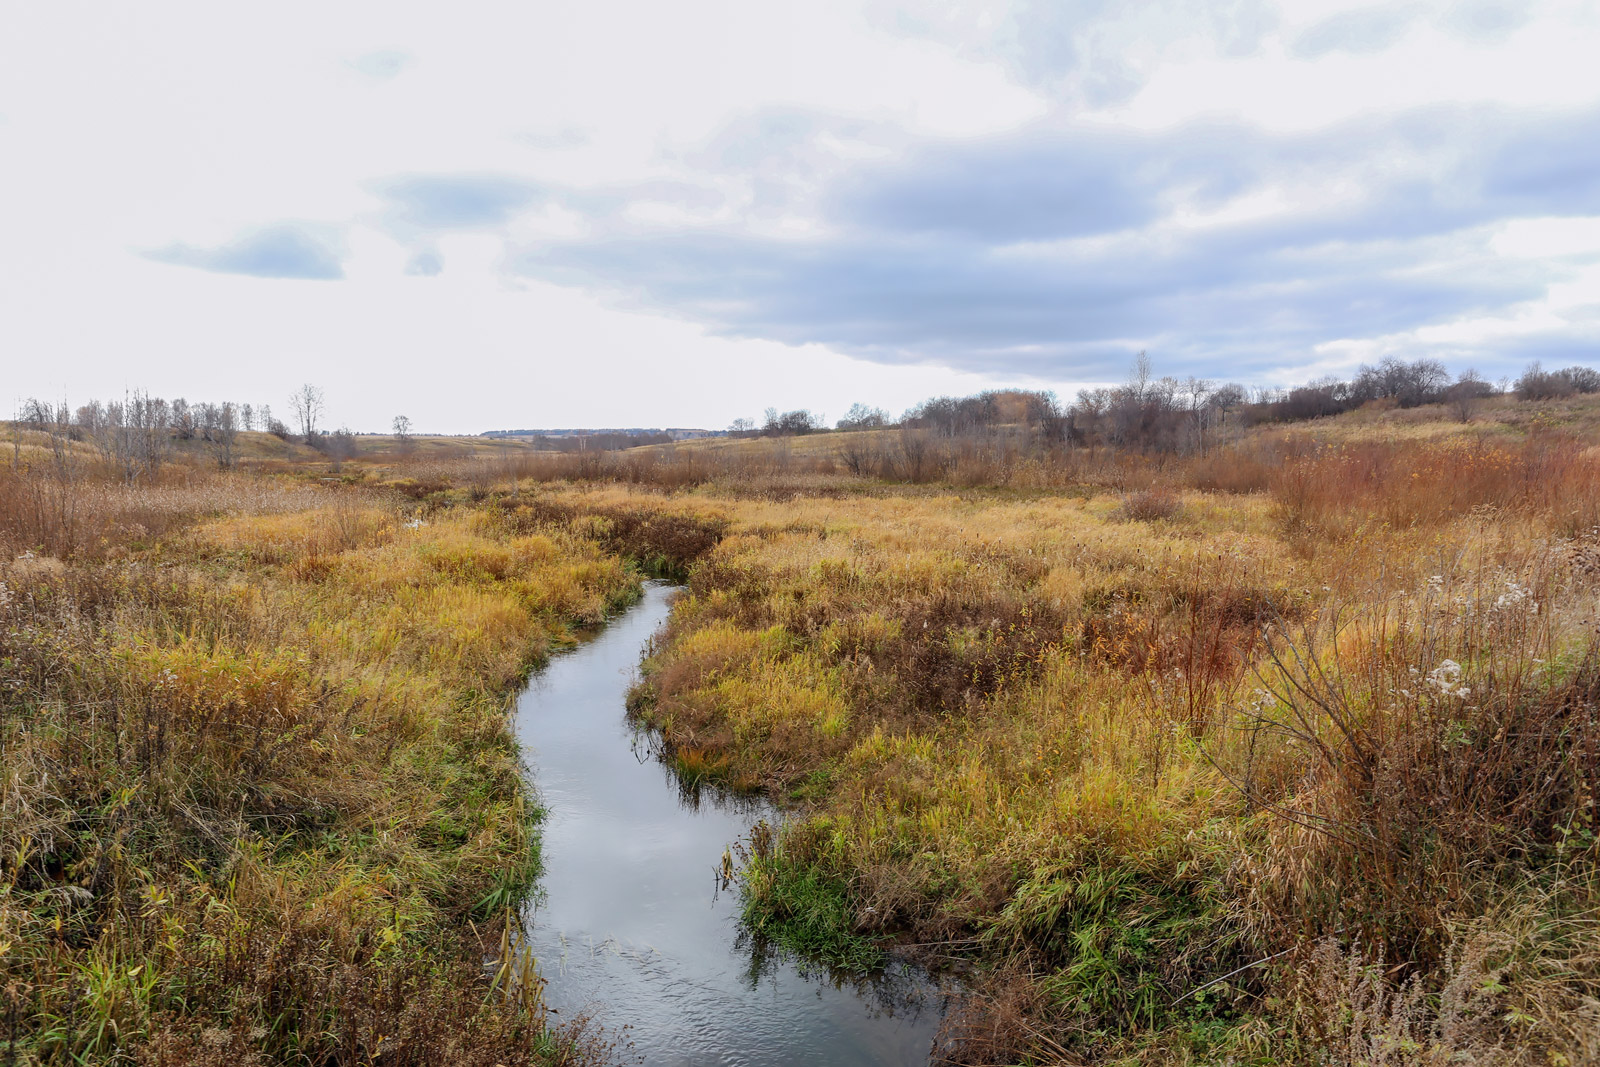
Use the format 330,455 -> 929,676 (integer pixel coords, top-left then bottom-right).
405,249 -> 444,276
1443,0 -> 1534,41
514,226 -> 1541,381
376,174 -> 544,229
145,224 -> 343,279
506,103 -> 1600,383
873,0 -> 1279,103
827,123 -> 1255,242
1292,5 -> 1418,58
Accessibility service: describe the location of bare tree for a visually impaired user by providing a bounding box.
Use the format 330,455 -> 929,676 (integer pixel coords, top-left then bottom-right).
20,398 -> 73,476
196,402 -> 220,443
240,403 -> 255,432
836,403 -> 888,430
87,391 -> 172,483
837,437 -> 882,477
1446,370 -> 1493,423
170,398 -> 196,440
213,402 -> 240,468
392,414 -> 414,454
290,384 -> 325,440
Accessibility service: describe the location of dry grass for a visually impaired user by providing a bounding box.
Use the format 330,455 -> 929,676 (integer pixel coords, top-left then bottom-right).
587,402 -> 1600,1063
0,469 -> 638,1063
7,394 -> 1599,1064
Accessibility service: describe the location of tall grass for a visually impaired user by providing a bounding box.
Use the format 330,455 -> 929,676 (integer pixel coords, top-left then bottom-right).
0,471 -> 637,1063
601,418 -> 1600,1062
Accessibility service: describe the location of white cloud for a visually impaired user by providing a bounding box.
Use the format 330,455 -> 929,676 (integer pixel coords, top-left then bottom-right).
0,0 -> 1596,431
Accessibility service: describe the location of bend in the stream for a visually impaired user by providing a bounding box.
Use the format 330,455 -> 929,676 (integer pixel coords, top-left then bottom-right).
512,582 -> 946,1067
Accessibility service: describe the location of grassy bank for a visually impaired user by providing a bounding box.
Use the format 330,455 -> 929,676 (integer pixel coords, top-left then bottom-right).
8,395 -> 1599,1064
610,418 -> 1600,1063
0,470 -> 638,1064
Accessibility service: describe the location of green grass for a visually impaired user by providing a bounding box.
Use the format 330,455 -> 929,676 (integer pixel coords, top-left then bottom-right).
739,823 -> 887,973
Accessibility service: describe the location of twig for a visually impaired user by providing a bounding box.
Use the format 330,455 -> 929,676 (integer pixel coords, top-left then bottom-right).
1171,945 -> 1295,1005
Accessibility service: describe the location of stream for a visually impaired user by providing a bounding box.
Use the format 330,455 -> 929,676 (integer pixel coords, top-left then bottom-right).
514,582 -> 946,1065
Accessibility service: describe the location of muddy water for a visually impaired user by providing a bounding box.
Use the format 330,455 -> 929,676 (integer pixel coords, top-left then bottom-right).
514,583 -> 944,1066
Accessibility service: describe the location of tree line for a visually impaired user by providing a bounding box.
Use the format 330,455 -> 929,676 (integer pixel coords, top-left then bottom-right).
732,356 -> 1599,454
7,384 -> 418,480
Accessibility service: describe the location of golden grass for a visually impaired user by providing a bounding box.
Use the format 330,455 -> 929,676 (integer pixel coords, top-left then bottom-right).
0,472 -> 637,1063
7,393 -> 1599,1064
599,410 -> 1600,1063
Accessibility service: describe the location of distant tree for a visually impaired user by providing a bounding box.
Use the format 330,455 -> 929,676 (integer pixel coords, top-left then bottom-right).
99,391 -> 172,482
19,398 -> 74,480
75,402 -> 106,450
728,417 -> 755,437
170,398 -> 196,440
392,414 -> 414,454
325,427 -> 358,471
1446,370 -> 1494,423
195,402 -> 220,443
836,403 -> 888,430
241,403 -> 255,431
290,384 -> 325,439
1516,362 -> 1600,400
213,402 -> 241,467
763,409 -> 821,436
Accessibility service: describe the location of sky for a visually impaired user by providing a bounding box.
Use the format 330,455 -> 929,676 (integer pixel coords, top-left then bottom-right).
3,1 -> 1598,433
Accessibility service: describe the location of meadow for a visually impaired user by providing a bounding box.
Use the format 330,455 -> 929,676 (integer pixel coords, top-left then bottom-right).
568,398 -> 1600,1064
4,388 -> 1599,1065
0,438 -> 646,1063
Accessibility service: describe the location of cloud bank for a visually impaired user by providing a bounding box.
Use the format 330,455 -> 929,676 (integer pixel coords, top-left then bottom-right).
505,100 -> 1600,381
146,225 -> 344,280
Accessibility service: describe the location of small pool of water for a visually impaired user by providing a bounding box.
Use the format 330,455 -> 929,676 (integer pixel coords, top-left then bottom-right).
514,583 -> 945,1066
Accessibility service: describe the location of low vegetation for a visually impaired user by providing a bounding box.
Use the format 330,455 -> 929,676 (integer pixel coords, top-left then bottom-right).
612,398 -> 1600,1064
0,454 -> 639,1062
6,373 -> 1600,1065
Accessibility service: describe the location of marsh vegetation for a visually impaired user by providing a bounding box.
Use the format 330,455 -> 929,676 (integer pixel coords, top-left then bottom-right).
3,375 -> 1599,1064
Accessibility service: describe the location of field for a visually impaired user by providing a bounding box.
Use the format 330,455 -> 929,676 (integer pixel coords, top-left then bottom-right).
4,391 -> 1600,1064
0,457 -> 646,1063
579,398 -> 1600,1063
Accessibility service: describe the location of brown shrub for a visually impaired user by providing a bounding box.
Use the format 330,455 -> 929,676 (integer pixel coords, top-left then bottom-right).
1230,565 -> 1600,965
486,496 -> 726,577
1114,487 -> 1183,522
1269,432 -> 1600,538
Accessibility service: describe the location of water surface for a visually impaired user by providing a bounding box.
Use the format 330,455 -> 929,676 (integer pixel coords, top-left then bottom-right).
515,583 -> 943,1066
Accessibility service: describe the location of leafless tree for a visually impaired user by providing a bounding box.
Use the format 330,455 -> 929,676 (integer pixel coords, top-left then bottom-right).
240,403 -> 255,431
392,414 -> 414,454
290,384 -> 325,440
22,398 -> 68,463
170,398 -> 196,440
837,438 -> 881,477
836,403 -> 888,430
196,402 -> 220,443
213,402 -> 241,467
90,391 -> 173,483
897,427 -> 933,482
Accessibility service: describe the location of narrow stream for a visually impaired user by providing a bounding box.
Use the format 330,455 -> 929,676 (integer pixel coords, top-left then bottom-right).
514,582 -> 945,1066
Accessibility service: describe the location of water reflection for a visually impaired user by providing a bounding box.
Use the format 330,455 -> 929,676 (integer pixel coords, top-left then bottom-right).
514,583 -> 945,1066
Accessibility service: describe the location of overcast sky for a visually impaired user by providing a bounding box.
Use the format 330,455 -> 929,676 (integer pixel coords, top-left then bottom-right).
4,1 -> 1597,432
